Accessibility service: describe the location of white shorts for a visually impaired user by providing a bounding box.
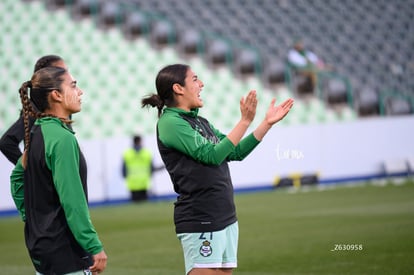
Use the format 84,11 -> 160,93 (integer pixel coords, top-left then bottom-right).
177,221 -> 239,275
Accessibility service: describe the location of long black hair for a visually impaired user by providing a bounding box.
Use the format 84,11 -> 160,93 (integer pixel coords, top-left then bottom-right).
19,66 -> 68,168
142,64 -> 189,117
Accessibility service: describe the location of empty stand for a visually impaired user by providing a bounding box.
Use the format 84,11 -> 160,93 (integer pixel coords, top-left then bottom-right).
113,0 -> 413,116
0,0 -> 288,139
2,0 -> 412,140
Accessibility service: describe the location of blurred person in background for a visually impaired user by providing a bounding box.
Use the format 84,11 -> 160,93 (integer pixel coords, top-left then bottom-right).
142,63 -> 293,275
287,38 -> 331,93
0,55 -> 69,165
122,134 -> 164,202
10,66 -> 107,274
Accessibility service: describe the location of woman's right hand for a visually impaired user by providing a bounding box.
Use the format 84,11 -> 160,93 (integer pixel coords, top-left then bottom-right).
226,90 -> 257,146
89,250 -> 108,273
240,90 -> 257,123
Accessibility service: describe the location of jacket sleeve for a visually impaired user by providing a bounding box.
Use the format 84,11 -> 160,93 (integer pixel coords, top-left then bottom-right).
0,115 -> 26,165
209,123 -> 260,161
10,157 -> 26,221
48,134 -> 103,255
158,115 -> 236,165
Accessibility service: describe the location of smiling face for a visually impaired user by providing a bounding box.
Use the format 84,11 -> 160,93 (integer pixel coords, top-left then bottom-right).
175,68 -> 204,111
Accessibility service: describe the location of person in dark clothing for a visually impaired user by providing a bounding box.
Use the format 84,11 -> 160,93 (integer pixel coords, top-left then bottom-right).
142,64 -> 293,275
10,66 -> 107,274
0,55 -> 67,165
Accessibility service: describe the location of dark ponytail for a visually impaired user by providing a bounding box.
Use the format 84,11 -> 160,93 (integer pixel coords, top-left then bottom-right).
18,66 -> 68,168
142,94 -> 164,117
141,64 -> 189,117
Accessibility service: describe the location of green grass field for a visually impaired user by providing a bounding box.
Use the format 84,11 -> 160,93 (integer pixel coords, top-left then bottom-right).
1,181 -> 413,275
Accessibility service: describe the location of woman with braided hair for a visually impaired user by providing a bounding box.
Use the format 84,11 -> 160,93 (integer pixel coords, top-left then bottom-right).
10,66 -> 107,275
0,55 -> 67,165
142,64 -> 293,275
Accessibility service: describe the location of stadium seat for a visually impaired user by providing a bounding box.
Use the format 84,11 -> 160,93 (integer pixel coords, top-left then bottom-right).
385,97 -> 412,116
97,2 -> 124,30
176,28 -> 204,56
262,59 -> 286,87
233,48 -> 260,77
204,38 -> 232,67
150,20 -> 176,48
71,0 -> 100,20
324,78 -> 348,105
353,87 -> 379,116
293,73 -> 314,97
45,0 -> 75,10
122,11 -> 149,40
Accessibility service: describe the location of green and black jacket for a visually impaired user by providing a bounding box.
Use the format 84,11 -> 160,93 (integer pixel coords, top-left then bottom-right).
157,108 -> 260,233
10,117 -> 103,274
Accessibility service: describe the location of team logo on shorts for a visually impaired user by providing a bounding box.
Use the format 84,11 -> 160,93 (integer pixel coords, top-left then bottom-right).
199,240 -> 213,257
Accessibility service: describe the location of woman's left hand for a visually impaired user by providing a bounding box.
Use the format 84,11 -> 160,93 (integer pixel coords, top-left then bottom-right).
265,98 -> 294,125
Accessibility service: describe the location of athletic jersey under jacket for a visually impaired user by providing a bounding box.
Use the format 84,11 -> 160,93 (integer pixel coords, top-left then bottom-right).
10,117 -> 103,274
157,107 -> 260,233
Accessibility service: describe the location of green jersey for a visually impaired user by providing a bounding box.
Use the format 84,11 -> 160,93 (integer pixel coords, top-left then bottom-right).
157,108 -> 260,233
10,117 -> 102,274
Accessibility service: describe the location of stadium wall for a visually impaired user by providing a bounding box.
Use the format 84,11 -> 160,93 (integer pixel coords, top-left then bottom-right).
1,115 -> 413,212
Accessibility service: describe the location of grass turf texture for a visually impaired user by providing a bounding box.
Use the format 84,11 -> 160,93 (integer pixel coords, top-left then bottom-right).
0,181 -> 413,275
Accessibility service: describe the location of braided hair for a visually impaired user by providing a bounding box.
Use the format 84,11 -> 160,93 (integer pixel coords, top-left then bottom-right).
19,66 -> 68,168
142,64 -> 189,117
